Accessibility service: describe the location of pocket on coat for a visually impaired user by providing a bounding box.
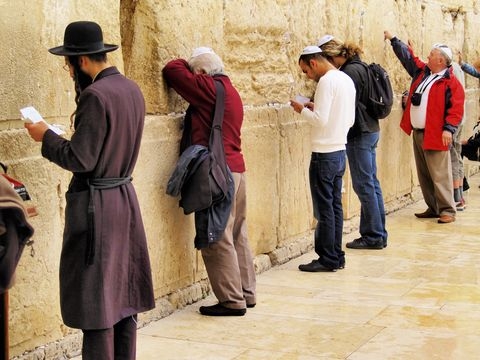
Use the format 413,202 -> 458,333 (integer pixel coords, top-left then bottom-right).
64,190 -> 89,240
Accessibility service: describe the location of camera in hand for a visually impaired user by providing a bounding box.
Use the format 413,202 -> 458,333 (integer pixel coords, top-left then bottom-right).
411,92 -> 422,106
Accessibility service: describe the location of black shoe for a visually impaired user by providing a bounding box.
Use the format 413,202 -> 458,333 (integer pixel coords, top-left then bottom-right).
338,261 -> 345,270
246,303 -> 256,308
383,239 -> 387,248
346,238 -> 383,250
414,210 -> 439,218
298,260 -> 337,272
199,304 -> 246,316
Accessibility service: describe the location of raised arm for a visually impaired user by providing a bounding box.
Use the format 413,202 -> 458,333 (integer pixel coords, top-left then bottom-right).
384,31 -> 424,78
460,62 -> 480,79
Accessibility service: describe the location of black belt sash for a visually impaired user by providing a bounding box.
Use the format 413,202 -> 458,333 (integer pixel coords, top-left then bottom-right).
85,177 -> 132,265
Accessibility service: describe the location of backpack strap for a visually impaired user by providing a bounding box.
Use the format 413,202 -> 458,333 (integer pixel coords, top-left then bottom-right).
209,79 -> 229,187
210,79 -> 226,139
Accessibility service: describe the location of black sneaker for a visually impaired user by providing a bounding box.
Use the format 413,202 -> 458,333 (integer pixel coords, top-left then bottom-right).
199,304 -> 246,316
346,238 -> 383,250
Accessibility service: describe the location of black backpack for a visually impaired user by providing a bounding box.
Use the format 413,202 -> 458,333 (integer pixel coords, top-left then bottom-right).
361,62 -> 394,119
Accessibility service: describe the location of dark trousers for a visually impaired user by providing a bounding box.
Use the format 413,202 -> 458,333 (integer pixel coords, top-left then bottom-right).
309,151 -> 346,269
82,315 -> 137,360
346,132 -> 387,244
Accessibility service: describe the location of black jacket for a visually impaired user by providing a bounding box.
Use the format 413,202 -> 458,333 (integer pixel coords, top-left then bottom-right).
0,176 -> 34,293
341,56 -> 381,140
166,144 -> 234,249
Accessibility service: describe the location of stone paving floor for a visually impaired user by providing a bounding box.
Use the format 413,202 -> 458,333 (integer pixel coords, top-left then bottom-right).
75,174 -> 480,359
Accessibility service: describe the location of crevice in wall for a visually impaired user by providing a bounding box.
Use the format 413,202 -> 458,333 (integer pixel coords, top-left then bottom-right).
119,0 -> 138,76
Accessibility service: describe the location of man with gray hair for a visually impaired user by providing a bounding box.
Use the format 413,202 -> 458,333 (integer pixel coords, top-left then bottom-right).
163,47 -> 256,316
384,31 -> 464,224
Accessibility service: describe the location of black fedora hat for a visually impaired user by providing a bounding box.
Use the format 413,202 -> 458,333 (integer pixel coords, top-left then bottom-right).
49,21 -> 118,56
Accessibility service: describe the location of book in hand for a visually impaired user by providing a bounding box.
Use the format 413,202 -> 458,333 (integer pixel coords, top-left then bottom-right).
20,106 -> 65,135
294,94 -> 310,105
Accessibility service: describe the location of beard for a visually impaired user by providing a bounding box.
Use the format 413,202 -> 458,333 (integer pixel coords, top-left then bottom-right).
75,67 -> 92,92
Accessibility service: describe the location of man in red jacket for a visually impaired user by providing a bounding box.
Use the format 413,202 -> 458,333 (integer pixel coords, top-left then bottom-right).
384,31 -> 464,224
163,47 -> 256,316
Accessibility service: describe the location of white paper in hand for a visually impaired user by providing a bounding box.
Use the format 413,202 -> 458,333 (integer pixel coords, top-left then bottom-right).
20,106 -> 43,123
20,106 -> 65,135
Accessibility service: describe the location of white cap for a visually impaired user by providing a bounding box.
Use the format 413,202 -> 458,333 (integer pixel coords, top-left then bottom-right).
318,34 -> 334,47
191,46 -> 215,58
301,45 -> 322,56
432,43 -> 452,62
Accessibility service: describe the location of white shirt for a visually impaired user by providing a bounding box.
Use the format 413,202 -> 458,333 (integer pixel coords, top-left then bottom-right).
300,69 -> 356,153
410,69 -> 446,129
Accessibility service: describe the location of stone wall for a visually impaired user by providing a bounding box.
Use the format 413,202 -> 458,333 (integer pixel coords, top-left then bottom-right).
1,0 -> 479,358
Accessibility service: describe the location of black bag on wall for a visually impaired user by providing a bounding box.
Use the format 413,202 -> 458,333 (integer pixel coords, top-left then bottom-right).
461,121 -> 480,161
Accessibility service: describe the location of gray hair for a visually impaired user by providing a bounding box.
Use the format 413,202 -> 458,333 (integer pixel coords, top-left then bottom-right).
188,53 -> 225,76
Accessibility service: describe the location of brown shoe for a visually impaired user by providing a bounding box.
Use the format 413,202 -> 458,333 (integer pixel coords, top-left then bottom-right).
414,210 -> 439,218
438,215 -> 455,224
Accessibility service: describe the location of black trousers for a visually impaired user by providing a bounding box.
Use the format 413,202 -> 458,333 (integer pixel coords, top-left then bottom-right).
82,315 -> 137,360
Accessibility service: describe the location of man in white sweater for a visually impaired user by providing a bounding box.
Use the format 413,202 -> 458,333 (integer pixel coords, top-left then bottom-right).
290,45 -> 356,272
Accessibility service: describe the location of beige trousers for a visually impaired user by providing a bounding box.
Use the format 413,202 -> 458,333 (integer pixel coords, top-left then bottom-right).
412,130 -> 456,216
201,172 -> 256,309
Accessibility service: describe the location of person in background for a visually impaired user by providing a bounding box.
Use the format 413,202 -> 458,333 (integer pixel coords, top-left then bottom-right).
290,45 -> 355,272
458,53 -> 480,78
0,174 -> 34,360
24,21 -> 155,359
0,175 -> 34,293
162,47 -> 256,316
384,30 -> 464,224
318,35 -> 388,249
450,61 -> 467,210
458,52 -> 480,190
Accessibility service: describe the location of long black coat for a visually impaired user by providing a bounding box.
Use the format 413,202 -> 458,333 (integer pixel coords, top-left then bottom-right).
41,67 -> 155,329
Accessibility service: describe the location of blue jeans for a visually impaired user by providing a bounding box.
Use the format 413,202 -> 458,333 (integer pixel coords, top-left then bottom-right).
309,151 -> 346,269
346,132 -> 387,244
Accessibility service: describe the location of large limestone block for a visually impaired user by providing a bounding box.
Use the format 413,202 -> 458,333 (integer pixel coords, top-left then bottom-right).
121,0 -> 225,114
377,104 -> 418,200
276,107 -> 314,247
136,115 -> 207,296
462,10 -> 480,89
0,1 -> 122,124
241,106 -> 282,254
223,0 -> 295,106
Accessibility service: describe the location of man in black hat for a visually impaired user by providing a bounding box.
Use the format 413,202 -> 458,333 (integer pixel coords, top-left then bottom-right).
25,21 -> 155,360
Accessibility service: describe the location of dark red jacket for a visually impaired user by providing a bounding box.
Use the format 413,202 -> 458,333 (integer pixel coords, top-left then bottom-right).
162,59 -> 246,172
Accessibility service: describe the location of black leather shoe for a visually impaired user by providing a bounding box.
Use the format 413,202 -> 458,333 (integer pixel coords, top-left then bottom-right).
298,260 -> 337,272
414,210 -> 439,218
199,304 -> 246,316
246,303 -> 256,308
346,238 -> 383,250
338,261 -> 345,270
